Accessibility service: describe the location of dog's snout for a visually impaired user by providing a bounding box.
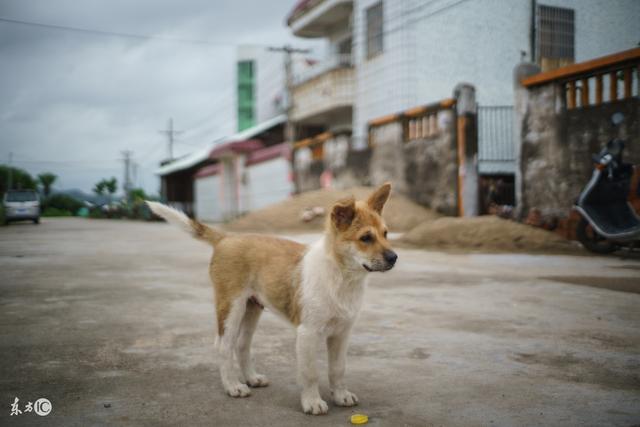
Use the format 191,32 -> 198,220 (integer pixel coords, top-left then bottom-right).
383,250 -> 398,265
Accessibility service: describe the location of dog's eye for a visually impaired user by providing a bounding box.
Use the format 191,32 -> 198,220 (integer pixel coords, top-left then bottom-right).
360,233 -> 373,243
383,230 -> 388,239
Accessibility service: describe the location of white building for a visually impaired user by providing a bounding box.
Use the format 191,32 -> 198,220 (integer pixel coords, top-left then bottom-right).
288,0 -> 640,176
236,45 -> 287,131
157,46 -> 293,221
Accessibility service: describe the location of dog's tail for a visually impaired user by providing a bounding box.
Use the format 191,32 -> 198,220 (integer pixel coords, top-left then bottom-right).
145,201 -> 225,246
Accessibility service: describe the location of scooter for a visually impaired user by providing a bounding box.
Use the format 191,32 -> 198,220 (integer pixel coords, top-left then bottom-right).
574,113 -> 640,254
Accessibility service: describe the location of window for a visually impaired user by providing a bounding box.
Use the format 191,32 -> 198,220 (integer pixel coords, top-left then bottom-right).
537,5 -> 575,71
5,190 -> 37,202
366,2 -> 383,59
237,60 -> 255,131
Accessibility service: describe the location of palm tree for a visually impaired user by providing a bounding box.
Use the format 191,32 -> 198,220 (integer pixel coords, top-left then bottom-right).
104,177 -> 117,205
93,181 -> 106,198
37,172 -> 57,197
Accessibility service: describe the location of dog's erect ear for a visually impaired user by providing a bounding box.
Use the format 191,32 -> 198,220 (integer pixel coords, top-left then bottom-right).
367,182 -> 391,214
331,197 -> 356,231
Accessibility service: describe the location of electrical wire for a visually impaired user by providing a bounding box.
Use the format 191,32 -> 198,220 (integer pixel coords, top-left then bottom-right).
0,16 -> 268,47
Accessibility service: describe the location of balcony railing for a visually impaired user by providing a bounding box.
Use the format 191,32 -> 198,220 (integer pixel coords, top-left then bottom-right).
293,53 -> 353,86
521,47 -> 640,110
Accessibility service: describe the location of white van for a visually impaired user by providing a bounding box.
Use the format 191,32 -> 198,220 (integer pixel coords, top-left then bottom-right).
3,190 -> 40,224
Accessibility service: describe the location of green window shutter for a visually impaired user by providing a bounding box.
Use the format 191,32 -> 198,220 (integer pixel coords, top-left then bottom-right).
237,60 -> 255,131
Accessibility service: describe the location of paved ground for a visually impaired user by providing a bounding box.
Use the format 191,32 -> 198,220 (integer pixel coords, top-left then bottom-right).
1,218 -> 639,426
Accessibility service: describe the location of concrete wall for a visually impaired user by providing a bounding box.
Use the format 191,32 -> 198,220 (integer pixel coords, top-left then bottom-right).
246,157 -> 293,211
368,108 -> 459,215
292,103 -> 462,215
194,174 -> 222,222
195,155 -> 293,222
351,0 -> 640,143
515,65 -> 640,218
325,134 -> 371,189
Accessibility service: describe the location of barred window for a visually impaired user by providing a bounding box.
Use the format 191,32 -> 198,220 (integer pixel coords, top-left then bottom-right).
537,5 -> 575,62
366,2 -> 383,59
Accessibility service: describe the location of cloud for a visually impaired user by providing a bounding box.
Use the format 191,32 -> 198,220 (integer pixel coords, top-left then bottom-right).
0,0 -> 319,194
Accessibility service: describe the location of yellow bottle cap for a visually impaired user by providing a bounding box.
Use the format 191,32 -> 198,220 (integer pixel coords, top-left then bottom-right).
351,413 -> 369,425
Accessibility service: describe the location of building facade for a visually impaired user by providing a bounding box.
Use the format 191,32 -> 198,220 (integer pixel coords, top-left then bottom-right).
287,0 -> 640,187
157,46 -> 291,220
236,45 -> 287,131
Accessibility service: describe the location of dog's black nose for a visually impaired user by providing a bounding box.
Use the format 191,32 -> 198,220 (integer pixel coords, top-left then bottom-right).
383,250 -> 398,265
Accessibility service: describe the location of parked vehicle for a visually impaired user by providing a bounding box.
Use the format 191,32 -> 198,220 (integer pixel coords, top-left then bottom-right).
574,113 -> 640,253
3,190 -> 40,225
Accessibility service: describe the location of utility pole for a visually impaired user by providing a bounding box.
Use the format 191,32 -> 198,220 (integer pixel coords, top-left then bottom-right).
158,118 -> 182,160
121,150 -> 133,202
7,152 -> 13,190
132,162 -> 138,188
268,45 -> 311,144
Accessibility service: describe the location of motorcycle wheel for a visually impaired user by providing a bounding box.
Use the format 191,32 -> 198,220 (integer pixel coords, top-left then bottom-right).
576,218 -> 617,254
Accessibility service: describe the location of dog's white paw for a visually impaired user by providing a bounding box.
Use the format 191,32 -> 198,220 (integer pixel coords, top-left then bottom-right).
301,396 -> 329,415
226,383 -> 251,398
333,389 -> 359,407
245,373 -> 269,387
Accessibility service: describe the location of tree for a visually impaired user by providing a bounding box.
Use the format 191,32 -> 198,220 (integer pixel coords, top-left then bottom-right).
129,188 -> 148,202
37,172 -> 57,198
93,180 -> 106,198
104,177 -> 117,204
0,165 -> 37,195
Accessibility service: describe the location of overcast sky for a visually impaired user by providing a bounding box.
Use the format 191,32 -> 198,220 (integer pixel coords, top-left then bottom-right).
0,0 -> 318,195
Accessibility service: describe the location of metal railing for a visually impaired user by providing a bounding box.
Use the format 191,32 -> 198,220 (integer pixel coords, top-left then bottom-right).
478,105 -> 515,174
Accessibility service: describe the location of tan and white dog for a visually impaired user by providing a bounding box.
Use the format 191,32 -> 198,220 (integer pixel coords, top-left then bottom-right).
146,183 -> 397,415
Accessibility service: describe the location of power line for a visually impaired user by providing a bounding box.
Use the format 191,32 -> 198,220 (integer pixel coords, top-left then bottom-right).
9,158 -> 120,165
0,16 -> 266,47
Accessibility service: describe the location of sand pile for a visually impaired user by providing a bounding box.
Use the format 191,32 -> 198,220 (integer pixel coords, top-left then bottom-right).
224,187 -> 439,233
398,215 -> 579,253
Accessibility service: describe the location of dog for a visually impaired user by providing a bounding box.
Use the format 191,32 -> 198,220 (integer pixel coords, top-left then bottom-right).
146,183 -> 397,415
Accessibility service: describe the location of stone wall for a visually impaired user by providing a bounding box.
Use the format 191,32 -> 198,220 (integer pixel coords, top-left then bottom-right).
515,63 -> 640,218
292,88 -> 477,216
369,109 -> 459,215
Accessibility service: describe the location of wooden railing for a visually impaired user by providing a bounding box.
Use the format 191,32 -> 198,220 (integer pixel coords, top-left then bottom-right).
292,131 -> 333,160
368,98 -> 456,144
521,48 -> 640,110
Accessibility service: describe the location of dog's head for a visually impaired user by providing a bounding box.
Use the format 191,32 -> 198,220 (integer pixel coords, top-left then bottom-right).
327,183 -> 398,273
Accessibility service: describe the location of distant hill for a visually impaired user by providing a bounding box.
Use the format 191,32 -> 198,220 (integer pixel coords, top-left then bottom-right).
53,189 -> 122,206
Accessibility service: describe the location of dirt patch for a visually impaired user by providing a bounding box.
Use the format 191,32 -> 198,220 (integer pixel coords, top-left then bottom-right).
397,216 -> 580,253
540,275 -> 640,294
511,351 -> 640,391
223,187 -> 439,233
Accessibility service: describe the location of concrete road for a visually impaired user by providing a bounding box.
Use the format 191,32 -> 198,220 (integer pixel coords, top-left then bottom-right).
1,218 -> 639,426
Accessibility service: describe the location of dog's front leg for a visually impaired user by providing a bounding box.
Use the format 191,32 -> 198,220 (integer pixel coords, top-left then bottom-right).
328,329 -> 359,407
296,325 -> 329,415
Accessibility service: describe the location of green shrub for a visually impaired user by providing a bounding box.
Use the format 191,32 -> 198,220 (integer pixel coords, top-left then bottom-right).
88,208 -> 106,219
45,194 -> 83,214
42,207 -> 73,217
0,203 -> 5,225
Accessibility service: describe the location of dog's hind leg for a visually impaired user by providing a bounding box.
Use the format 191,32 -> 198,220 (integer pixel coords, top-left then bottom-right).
236,300 -> 268,387
216,292 -> 251,398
